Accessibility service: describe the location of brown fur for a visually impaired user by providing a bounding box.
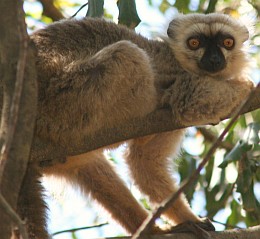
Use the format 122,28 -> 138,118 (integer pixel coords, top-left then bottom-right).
15,13 -> 253,238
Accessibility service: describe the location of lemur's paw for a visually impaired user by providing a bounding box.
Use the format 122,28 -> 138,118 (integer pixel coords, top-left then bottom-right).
169,218 -> 215,239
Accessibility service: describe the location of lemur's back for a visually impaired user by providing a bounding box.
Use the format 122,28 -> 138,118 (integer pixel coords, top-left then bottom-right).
31,18 -> 150,72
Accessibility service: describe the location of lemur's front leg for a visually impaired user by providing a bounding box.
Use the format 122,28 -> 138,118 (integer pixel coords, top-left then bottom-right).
163,76 -> 254,126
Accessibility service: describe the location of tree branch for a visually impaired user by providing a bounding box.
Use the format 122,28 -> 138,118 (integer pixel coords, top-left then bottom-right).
108,225 -> 260,239
52,222 -> 108,236
0,194 -> 28,239
198,128 -> 233,150
205,0 -> 218,13
34,85 -> 260,167
38,0 -> 64,21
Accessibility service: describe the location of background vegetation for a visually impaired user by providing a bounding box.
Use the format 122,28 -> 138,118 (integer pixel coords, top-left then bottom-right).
23,0 -> 260,238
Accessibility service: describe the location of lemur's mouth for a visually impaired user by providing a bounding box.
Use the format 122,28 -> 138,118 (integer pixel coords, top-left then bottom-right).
198,61 -> 226,74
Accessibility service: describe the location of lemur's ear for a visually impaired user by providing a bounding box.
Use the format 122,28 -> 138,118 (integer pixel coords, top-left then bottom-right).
240,25 -> 249,43
167,17 -> 182,39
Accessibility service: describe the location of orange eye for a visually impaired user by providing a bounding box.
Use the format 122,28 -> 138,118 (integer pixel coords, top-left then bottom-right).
223,38 -> 234,49
187,38 -> 200,50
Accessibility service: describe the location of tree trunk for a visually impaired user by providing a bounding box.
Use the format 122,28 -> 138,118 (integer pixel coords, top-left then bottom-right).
0,0 -> 37,238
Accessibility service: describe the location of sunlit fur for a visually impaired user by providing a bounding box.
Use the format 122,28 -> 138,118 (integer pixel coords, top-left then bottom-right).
167,13 -> 249,79
11,13 -> 254,239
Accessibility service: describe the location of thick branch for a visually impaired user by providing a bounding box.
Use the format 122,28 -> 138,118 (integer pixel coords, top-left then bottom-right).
38,0 -> 64,21
34,86 -> 260,167
109,226 -> 260,239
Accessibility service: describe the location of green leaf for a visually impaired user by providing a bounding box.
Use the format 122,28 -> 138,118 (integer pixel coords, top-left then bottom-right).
243,123 -> 260,145
252,110 -> 260,123
174,0 -> 191,13
245,208 -> 260,226
87,0 -> 104,18
26,10 -> 42,20
241,182 -> 258,212
205,153 -> 214,184
72,231 -> 78,239
140,198 -> 151,210
236,156 -> 260,222
236,155 -> 252,193
226,199 -> 243,227
219,141 -> 244,168
178,154 -> 197,202
147,0 -> 153,6
205,184 -> 233,218
104,9 -> 113,20
117,0 -> 141,28
219,123 -> 259,169
159,0 -> 171,14
41,15 -> 53,24
236,165 -> 252,195
238,115 -> 247,128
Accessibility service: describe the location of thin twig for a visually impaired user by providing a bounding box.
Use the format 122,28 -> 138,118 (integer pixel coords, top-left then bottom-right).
52,222 -> 108,236
210,218 -> 243,229
198,128 -> 233,150
70,2 -> 88,18
0,194 -> 28,238
132,83 -> 260,238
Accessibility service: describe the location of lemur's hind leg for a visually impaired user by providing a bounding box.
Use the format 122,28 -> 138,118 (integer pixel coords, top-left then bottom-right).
37,40 -> 158,147
126,131 -> 203,224
44,151 -> 162,234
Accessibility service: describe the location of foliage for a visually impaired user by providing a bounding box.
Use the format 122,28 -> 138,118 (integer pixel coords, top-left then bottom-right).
24,0 -> 260,238
178,115 -> 260,228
